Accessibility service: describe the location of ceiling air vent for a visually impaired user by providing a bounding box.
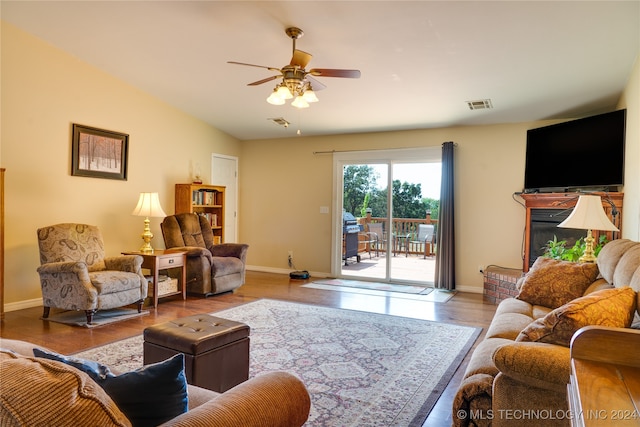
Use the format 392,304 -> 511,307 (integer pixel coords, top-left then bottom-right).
268,117 -> 290,128
466,99 -> 493,110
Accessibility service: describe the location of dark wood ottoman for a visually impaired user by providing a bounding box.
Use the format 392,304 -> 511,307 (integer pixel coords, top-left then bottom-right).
143,314 -> 250,392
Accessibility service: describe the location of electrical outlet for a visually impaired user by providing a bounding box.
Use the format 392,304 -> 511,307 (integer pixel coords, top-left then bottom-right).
288,251 -> 293,259
478,265 -> 484,274
288,251 -> 294,268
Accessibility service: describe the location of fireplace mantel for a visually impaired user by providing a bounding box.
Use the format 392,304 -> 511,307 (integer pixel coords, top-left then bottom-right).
520,192 -> 623,272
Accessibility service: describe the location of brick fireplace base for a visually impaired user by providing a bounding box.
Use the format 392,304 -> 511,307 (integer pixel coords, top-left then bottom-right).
483,266 -> 524,304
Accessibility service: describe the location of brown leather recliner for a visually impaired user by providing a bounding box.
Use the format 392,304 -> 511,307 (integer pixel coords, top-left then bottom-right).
161,213 -> 248,296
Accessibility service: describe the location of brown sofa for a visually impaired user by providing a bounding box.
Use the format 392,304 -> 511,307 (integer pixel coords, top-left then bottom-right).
161,213 -> 248,296
0,338 -> 310,427
452,239 -> 640,427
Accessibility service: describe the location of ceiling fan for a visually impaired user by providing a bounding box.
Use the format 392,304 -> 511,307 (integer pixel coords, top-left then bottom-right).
227,27 -> 361,108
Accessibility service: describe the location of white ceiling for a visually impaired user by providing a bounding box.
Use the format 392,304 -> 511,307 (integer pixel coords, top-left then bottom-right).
2,1 -> 639,141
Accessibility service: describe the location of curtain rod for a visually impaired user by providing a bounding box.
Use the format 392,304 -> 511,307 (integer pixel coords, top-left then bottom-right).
313,142 -> 456,155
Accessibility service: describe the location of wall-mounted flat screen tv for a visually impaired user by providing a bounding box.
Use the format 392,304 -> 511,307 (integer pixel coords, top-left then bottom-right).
524,109 -> 626,193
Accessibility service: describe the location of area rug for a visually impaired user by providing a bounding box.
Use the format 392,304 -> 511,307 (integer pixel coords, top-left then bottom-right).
74,299 -> 480,426
41,308 -> 149,328
303,279 -> 456,303
313,278 -> 433,295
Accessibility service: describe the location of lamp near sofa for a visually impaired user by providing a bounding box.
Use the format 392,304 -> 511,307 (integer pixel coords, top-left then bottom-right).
132,192 -> 166,253
557,194 -> 619,263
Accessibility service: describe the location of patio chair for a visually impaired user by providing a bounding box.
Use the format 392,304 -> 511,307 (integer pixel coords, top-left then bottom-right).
409,224 -> 435,258
358,223 -> 380,258
366,222 -> 386,256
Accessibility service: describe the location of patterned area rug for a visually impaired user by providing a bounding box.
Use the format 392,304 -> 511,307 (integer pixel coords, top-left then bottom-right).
74,299 -> 480,426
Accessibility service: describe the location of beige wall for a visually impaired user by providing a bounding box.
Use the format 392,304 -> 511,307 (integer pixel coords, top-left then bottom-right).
2,20 -> 638,309
240,54 -> 639,293
1,22 -> 240,307
618,55 -> 640,241
241,124 -> 537,291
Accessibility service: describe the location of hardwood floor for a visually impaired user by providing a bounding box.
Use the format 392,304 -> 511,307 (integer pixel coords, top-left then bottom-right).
0,271 -> 497,427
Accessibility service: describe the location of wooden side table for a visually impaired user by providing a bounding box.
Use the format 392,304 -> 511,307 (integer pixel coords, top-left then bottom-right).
122,250 -> 187,309
568,326 -> 640,426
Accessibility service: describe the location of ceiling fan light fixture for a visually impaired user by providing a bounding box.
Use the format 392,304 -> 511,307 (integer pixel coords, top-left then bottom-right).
276,85 -> 293,100
267,91 -> 286,105
291,96 -> 309,108
231,26 -> 359,110
302,88 -> 319,103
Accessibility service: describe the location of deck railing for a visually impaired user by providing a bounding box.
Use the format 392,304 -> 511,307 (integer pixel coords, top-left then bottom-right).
357,213 -> 438,256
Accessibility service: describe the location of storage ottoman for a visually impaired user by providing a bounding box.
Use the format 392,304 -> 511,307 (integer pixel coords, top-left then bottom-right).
143,314 -> 250,392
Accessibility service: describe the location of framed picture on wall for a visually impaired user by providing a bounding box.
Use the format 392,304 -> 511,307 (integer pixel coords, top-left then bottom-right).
71,124 -> 129,180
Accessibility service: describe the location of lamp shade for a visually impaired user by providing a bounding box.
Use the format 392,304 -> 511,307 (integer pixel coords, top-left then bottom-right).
291,96 -> 309,108
131,192 -> 166,218
267,91 -> 286,105
557,195 -> 618,231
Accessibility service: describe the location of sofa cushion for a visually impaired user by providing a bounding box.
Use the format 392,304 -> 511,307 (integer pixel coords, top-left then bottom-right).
34,349 -> 188,427
0,350 -> 131,427
596,239 -> 639,285
516,287 -> 637,347
463,337 -> 513,379
516,257 -> 599,309
613,245 -> 640,292
492,342 -> 572,390
583,278 -> 614,295
494,298 -> 534,317
485,312 -> 536,340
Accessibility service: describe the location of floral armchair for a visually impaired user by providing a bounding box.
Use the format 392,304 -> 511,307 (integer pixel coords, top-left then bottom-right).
36,223 -> 147,325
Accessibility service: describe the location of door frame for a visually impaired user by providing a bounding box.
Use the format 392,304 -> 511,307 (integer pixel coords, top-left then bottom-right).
211,153 -> 238,243
331,147 -> 441,279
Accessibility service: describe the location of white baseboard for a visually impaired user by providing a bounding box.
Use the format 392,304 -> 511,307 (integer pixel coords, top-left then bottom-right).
246,265 -> 483,294
4,297 -> 43,313
453,285 -> 483,294
245,265 -> 332,278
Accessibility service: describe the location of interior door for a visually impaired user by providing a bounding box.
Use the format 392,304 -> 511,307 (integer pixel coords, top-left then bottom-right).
211,154 -> 238,243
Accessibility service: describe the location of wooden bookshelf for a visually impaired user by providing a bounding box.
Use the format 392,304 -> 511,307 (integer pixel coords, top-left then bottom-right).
175,184 -> 225,243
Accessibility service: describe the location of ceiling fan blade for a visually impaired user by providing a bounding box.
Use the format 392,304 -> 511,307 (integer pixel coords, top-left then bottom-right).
306,76 -> 326,91
309,68 -> 361,78
227,61 -> 281,73
290,50 -> 312,68
247,75 -> 281,86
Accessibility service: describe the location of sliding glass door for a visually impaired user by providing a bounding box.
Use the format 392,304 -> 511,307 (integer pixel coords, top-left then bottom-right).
333,148 -> 441,285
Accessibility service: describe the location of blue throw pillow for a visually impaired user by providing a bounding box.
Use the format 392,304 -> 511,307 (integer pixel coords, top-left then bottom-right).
33,348 -> 113,379
33,348 -> 188,427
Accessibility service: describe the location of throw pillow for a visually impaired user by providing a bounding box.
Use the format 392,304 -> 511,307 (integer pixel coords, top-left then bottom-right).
516,257 -> 599,308
34,349 -> 188,427
0,350 -> 131,427
516,286 -> 637,347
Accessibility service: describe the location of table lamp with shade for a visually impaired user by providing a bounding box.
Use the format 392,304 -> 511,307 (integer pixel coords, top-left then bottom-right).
131,192 -> 166,253
557,194 -> 619,263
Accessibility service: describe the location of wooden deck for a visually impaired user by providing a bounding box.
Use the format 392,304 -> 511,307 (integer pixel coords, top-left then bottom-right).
342,251 -> 436,284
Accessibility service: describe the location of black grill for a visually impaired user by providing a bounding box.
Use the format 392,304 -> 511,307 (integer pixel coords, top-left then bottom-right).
342,212 -> 361,265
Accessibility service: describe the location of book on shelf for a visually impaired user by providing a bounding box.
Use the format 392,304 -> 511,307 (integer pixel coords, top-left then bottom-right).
191,189 -> 218,206
198,212 -> 218,227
